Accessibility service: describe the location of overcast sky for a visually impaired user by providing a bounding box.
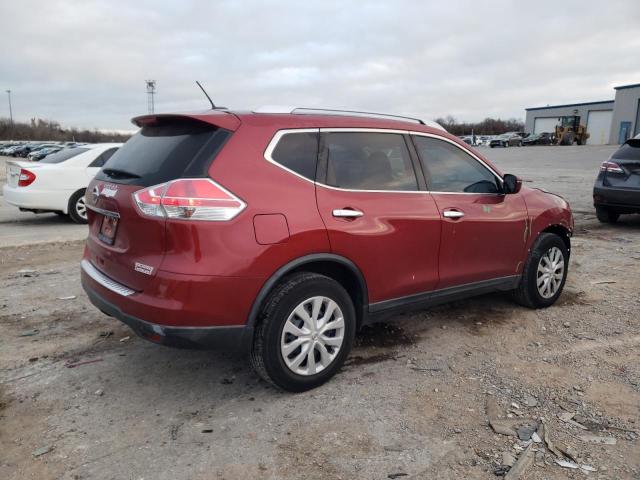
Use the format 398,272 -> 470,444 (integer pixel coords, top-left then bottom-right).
1,0 -> 639,131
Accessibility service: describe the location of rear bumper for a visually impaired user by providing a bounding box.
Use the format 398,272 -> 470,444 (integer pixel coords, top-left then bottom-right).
593,184 -> 640,211
81,259 -> 258,351
2,184 -> 70,213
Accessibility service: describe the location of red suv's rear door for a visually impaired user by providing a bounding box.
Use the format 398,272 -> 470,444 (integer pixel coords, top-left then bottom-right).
84,115 -> 233,291
315,130 -> 441,304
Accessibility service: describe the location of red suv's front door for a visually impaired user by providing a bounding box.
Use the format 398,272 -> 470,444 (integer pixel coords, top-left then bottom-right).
412,134 -> 527,289
315,130 -> 441,304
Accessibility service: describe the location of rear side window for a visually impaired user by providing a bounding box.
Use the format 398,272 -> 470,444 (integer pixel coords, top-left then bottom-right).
89,148 -> 119,168
413,136 -> 500,193
612,139 -> 640,160
324,132 -> 418,191
39,148 -> 89,164
270,132 -> 318,180
95,118 -> 231,186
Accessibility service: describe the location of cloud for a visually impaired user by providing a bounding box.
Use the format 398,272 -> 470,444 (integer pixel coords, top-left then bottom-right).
1,0 -> 639,129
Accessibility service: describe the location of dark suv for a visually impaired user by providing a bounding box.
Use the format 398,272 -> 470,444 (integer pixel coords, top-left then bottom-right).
81,108 -> 573,391
593,135 -> 640,223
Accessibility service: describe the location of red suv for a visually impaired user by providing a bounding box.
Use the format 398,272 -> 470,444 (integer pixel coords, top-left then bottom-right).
81,108 -> 573,391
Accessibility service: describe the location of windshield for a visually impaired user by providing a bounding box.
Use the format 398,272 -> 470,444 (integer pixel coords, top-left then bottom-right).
612,139 -> 640,161
39,147 -> 89,163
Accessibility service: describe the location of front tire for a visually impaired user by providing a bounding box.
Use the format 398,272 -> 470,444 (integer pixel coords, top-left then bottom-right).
595,206 -> 619,224
251,272 -> 356,392
513,233 -> 568,309
68,189 -> 88,224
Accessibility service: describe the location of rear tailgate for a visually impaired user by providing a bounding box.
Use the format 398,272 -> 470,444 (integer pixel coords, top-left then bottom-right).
605,139 -> 640,190
84,115 -> 234,291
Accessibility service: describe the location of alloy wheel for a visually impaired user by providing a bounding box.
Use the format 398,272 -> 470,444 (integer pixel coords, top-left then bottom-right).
536,246 -> 564,298
76,196 -> 87,220
280,296 -> 345,376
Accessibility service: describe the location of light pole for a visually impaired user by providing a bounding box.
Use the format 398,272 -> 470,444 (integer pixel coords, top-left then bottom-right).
6,90 -> 13,126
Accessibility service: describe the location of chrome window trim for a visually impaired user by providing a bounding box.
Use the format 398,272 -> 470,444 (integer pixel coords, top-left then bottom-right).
263,127 -> 504,195
263,128 -> 321,185
85,203 -> 121,218
81,259 -> 135,296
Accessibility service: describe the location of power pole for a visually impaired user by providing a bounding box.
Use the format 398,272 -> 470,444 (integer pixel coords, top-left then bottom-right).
145,80 -> 156,114
6,90 -> 13,126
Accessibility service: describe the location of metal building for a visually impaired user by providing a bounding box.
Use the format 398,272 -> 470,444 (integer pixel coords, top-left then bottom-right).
524,82 -> 640,145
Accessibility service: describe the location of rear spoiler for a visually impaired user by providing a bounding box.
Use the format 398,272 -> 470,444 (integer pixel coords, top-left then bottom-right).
131,112 -> 241,131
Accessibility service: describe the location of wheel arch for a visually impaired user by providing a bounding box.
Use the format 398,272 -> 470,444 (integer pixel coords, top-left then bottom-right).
247,254 -> 368,329
539,224 -> 571,256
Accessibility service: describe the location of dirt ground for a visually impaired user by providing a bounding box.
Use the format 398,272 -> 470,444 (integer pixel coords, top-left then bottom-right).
1,147 -> 639,479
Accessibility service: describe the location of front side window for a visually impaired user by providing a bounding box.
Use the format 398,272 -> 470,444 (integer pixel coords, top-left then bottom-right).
324,132 -> 418,191
413,136 -> 500,194
270,132 -> 318,180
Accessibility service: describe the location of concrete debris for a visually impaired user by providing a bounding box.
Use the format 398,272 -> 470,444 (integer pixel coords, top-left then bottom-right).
94,389 -> 104,396
555,441 -> 578,462
523,394 -> 538,407
57,295 -> 77,300
531,432 -> 542,443
517,424 -> 537,441
32,445 -> 52,457
579,434 -> 617,445
504,444 -> 534,480
555,458 -> 579,469
501,452 -> 516,467
540,420 -> 563,459
558,411 -> 588,430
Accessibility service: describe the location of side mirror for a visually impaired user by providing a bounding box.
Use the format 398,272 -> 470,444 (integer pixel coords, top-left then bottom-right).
503,174 -> 522,194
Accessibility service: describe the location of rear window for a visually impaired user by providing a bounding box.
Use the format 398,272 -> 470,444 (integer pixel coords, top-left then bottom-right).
95,117 -> 231,186
39,148 -> 89,164
612,139 -> 640,161
270,132 -> 318,180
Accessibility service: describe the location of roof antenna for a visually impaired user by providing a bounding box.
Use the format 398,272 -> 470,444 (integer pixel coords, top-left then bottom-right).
196,80 -> 216,109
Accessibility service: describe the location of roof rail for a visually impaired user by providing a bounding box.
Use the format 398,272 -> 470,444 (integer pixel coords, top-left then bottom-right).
252,106 -> 447,132
291,107 -> 426,125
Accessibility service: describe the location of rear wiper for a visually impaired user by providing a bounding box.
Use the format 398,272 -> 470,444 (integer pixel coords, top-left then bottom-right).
101,168 -> 141,179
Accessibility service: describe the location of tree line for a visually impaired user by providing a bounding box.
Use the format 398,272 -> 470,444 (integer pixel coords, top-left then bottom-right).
0,117 -> 132,143
435,116 -> 525,136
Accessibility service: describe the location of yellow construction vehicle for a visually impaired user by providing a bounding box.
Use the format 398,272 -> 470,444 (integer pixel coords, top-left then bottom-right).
555,115 -> 590,145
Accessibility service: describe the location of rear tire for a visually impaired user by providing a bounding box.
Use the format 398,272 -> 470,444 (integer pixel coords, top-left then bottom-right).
595,206 -> 619,224
250,272 -> 356,392
68,189 -> 88,224
513,233 -> 568,309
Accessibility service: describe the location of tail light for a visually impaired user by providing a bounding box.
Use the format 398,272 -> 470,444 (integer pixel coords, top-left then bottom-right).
133,178 -> 246,221
600,161 -> 624,174
18,168 -> 36,187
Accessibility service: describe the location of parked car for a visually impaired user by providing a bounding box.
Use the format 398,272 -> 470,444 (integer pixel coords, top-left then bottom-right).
3,143 -> 121,223
80,108 -> 573,392
28,146 -> 63,160
490,132 -> 523,148
593,134 -> 640,223
523,132 -> 554,146
1,144 -> 24,156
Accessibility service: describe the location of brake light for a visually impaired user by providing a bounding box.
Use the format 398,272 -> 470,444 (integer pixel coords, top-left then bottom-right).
600,161 -> 624,174
133,178 -> 246,221
18,168 -> 36,187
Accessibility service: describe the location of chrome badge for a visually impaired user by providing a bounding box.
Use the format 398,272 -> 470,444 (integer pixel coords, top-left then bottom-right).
134,262 -> 154,275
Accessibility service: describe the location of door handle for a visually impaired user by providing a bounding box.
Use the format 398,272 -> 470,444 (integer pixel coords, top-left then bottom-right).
443,210 -> 464,219
332,208 -> 364,218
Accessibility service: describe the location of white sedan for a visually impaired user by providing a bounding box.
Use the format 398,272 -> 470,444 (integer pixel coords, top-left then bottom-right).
3,143 -> 122,223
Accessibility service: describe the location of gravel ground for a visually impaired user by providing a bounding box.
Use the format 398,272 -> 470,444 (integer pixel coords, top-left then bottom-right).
1,146 -> 639,479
